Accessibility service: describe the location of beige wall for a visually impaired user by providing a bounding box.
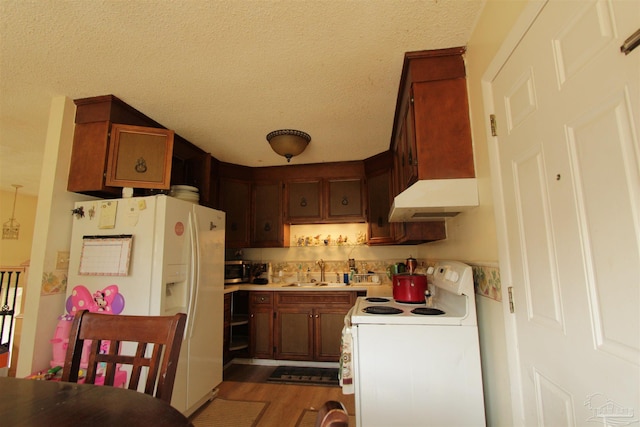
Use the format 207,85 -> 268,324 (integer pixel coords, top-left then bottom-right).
0,190 -> 37,267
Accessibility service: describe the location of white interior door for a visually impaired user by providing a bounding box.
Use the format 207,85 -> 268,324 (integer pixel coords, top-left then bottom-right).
488,0 -> 639,425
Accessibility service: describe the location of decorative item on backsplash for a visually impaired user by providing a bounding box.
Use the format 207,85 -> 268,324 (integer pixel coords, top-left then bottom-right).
472,264 -> 501,302
41,271 -> 68,295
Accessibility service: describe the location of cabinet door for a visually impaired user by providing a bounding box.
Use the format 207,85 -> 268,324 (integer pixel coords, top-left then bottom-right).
106,124 -> 174,189
274,307 -> 313,361
285,180 -> 322,223
220,178 -> 251,248
413,79 -> 474,179
314,308 -> 347,362
249,293 -> 273,359
326,178 -> 365,222
366,170 -> 394,245
404,93 -> 418,187
252,181 -> 286,247
184,152 -> 217,208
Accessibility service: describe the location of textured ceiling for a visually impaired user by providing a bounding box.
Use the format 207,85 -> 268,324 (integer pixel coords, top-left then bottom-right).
0,0 -> 485,196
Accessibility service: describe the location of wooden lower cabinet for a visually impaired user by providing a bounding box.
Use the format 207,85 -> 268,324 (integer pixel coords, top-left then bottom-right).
249,292 -> 274,359
273,291 -> 359,362
232,290 -> 363,362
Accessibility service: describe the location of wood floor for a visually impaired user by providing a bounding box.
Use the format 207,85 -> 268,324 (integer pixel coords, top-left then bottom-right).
199,364 -> 355,427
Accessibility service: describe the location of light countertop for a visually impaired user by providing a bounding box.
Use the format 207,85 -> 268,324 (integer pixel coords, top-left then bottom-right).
224,282 -> 392,298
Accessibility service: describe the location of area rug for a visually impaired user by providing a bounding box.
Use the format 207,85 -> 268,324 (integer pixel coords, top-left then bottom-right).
191,398 -> 269,427
266,366 -> 339,386
295,409 -> 356,427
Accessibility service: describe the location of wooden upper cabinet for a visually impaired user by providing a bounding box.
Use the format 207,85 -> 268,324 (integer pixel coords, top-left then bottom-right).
286,180 -> 322,223
413,78 -> 474,180
390,47 -> 474,193
284,178 -> 365,223
219,177 -> 251,249
326,178 -> 365,221
366,171 -> 393,244
68,95 -> 212,201
105,124 -> 174,190
280,162 -> 366,224
252,181 -> 289,247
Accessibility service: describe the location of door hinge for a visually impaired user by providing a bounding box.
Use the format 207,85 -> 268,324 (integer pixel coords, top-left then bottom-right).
490,114 -> 498,137
508,286 -> 515,313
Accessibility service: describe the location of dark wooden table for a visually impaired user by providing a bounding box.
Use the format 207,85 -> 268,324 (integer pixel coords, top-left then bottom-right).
0,377 -> 193,426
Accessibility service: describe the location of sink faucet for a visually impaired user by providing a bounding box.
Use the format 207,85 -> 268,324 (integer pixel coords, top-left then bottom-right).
317,259 -> 325,282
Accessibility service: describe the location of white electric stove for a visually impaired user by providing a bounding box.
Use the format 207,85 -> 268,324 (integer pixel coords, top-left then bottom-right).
341,260 -> 486,427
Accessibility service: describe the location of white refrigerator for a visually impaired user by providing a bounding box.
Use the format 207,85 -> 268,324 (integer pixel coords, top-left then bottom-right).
65,195 -> 225,416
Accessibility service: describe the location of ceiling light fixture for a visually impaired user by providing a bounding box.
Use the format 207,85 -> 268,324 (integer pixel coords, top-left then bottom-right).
2,184 -> 22,240
266,129 -> 311,163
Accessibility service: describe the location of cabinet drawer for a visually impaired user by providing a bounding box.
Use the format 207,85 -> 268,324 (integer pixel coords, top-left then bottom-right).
276,291 -> 355,306
250,292 -> 272,305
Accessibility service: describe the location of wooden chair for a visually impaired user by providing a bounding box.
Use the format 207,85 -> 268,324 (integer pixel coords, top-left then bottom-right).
61,309 -> 187,403
315,400 -> 349,427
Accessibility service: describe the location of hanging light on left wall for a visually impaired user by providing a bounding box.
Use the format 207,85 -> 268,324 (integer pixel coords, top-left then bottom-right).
2,184 -> 22,240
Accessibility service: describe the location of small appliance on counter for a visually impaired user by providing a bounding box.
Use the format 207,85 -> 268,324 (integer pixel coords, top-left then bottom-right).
224,260 -> 251,284
251,263 -> 268,284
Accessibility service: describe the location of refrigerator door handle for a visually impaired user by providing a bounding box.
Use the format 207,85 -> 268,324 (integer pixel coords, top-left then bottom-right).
185,211 -> 199,339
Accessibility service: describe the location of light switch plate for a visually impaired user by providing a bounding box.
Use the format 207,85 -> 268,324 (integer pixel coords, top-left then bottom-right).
56,251 -> 70,270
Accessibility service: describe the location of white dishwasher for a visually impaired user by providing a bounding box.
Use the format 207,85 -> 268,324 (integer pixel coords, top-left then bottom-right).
341,260 -> 486,427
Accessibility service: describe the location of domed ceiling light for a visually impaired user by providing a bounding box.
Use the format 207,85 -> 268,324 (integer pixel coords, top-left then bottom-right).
266,129 -> 311,163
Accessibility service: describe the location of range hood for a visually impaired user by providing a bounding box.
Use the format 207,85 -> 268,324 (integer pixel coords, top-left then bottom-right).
388,178 -> 478,222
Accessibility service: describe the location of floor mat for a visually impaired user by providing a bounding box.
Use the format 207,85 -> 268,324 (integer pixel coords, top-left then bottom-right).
266,366 -> 339,386
295,409 -> 356,427
191,398 -> 269,427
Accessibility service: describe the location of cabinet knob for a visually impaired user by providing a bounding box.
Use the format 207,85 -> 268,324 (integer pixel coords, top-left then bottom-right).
315,314 -> 319,318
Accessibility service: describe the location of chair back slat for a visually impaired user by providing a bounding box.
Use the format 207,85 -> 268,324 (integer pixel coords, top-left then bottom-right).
61,310 -> 187,403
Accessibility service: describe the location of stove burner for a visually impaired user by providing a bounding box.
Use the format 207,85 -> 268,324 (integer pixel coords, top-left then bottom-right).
365,297 -> 390,303
411,307 -> 445,316
362,306 -> 403,315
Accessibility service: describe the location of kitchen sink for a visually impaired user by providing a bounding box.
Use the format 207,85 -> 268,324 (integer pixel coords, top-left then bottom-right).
281,282 -> 348,288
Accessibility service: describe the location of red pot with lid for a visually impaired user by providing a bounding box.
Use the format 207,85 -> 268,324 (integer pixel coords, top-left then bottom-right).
392,273 -> 428,303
